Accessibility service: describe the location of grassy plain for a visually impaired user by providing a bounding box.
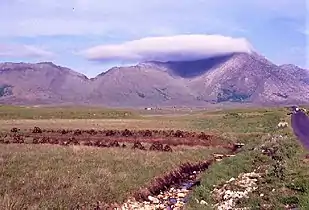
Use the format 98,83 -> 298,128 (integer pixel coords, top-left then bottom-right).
0,144 -> 223,209
0,105 -> 308,209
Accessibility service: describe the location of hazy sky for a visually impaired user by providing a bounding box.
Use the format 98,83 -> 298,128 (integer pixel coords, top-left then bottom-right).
0,0 -> 307,77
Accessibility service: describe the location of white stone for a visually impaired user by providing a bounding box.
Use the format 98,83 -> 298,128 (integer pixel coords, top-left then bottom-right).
177,192 -> 186,198
200,200 -> 208,205
147,195 -> 159,204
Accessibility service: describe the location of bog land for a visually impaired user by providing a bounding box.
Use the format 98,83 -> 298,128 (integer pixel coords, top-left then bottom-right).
0,105 -> 308,209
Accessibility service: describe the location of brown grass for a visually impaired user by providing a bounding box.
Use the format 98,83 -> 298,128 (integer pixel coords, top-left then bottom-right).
0,144 -> 222,209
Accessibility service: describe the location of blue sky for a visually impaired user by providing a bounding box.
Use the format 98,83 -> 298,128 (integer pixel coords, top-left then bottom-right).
0,0 -> 307,78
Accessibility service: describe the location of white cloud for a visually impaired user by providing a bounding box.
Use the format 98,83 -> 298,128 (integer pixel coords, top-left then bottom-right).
0,44 -> 54,58
0,0 -> 305,74
81,34 -> 254,62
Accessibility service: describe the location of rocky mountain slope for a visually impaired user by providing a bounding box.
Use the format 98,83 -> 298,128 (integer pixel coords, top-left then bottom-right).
0,62 -> 92,105
0,52 -> 308,107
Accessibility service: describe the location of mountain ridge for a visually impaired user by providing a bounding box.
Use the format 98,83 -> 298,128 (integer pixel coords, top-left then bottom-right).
0,52 -> 308,107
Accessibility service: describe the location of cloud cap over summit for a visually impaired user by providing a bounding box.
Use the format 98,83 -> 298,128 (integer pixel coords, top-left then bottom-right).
82,34 -> 254,63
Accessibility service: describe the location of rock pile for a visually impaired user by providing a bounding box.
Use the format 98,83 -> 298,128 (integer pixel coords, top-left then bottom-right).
211,171 -> 263,210
119,180 -> 198,209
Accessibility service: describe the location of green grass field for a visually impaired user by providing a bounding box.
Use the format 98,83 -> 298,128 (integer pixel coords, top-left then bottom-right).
0,105 -> 308,209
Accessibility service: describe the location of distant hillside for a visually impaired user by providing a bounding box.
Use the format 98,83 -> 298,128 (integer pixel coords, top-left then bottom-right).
0,52 -> 309,107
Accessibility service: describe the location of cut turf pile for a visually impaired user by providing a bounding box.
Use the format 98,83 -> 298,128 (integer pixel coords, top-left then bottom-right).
0,128 -> 233,152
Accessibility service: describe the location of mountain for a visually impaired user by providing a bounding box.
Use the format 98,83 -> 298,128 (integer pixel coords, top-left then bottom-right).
0,62 -> 92,105
0,52 -> 309,107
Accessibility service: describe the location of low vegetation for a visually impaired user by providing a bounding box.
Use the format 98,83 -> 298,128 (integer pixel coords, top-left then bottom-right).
0,144 -> 221,209
187,128 -> 309,209
0,105 -> 137,120
0,105 -> 308,209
